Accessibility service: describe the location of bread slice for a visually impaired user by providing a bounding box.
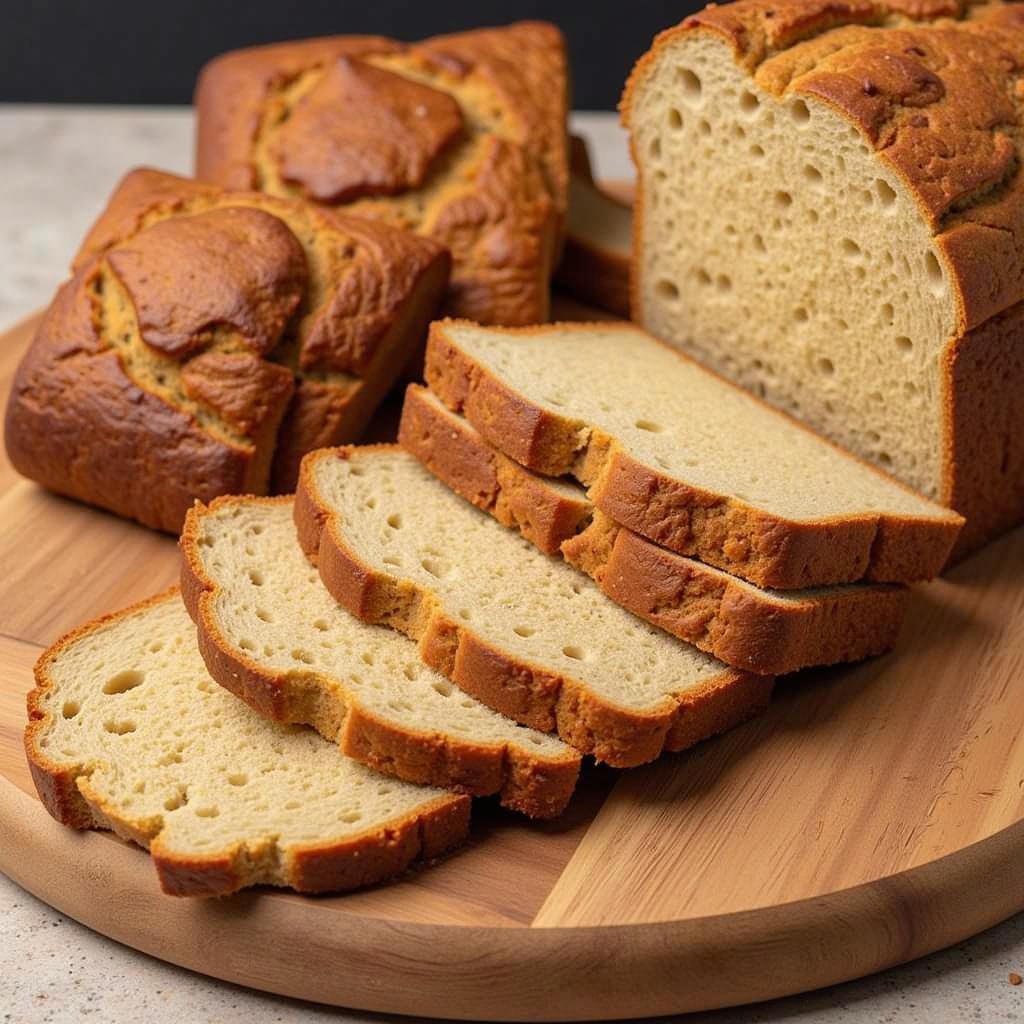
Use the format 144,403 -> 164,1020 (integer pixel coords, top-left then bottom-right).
621,1 -> 1024,558
25,590 -> 470,897
400,384 -> 909,675
553,136 -> 632,317
180,497 -> 578,818
296,445 -> 771,767
424,320 -> 963,589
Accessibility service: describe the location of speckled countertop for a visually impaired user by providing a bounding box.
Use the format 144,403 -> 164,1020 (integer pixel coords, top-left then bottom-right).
2,105 -> 1024,1024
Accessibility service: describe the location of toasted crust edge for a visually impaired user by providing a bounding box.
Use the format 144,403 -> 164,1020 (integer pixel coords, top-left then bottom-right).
24,587 -> 469,897
423,319 -> 963,588
180,497 -> 578,818
296,445 -> 771,767
398,384 -> 908,675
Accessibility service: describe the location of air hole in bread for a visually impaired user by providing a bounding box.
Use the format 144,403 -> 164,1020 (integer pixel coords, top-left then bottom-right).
458,608 -> 472,620
648,136 -> 662,160
749,143 -> 765,159
881,303 -> 894,323
876,179 -> 897,206
698,118 -> 711,135
387,513 -> 403,529
365,497 -> 377,509
248,569 -> 264,586
348,465 -> 365,477
313,618 -> 328,631
789,99 -> 810,124
635,419 -> 664,433
753,233 -> 766,252
256,608 -> 273,623
841,239 -> 861,259
677,67 -> 702,102
731,123 -> 746,139
695,268 -> 712,286
239,638 -> 256,652
716,274 -> 732,292
817,357 -> 835,376
794,306 -> 809,323
431,680 -> 454,697
382,555 -> 401,567
104,719 -> 137,735
228,773 -> 248,787
420,557 -> 446,578
925,252 -> 944,290
739,89 -> 759,114
513,625 -> 535,637
774,191 -> 793,208
668,107 -> 683,130
803,164 -> 823,185
655,278 -> 680,301
340,812 -> 363,823
148,641 -> 164,653
291,649 -> 314,664
284,800 -> 301,810
878,452 -> 893,466
61,701 -> 80,720
103,669 -> 145,695
895,336 -> 913,353
195,806 -> 220,818
562,645 -> 585,661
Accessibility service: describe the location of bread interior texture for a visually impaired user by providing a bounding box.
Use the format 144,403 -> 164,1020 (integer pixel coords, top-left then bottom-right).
631,31 -> 956,499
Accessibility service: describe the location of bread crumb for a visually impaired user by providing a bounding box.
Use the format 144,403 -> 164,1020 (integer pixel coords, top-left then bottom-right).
1009,972 -> 1021,985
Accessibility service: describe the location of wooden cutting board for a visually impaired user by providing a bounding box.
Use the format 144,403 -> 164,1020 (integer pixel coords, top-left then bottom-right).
2,304 -> 1024,1021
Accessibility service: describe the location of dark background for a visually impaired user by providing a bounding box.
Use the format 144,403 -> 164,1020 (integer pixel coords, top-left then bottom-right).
0,1 -> 700,110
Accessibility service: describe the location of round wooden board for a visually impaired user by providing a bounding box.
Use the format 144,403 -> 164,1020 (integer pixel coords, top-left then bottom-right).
2,305 -> 1024,1020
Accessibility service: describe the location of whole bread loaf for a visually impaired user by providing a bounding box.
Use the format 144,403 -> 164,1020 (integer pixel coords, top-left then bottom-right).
195,22 -> 569,327
4,169 -> 449,530
26,590 -> 469,896
622,0 -> 1024,557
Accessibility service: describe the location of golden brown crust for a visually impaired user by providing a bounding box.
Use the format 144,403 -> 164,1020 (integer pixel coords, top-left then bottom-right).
25,588 -> 470,897
296,445 -> 769,768
400,384 -> 909,674
5,168 -> 448,531
194,23 -> 568,326
944,297 -> 1024,560
180,496 -> 578,818
423,319 -> 963,588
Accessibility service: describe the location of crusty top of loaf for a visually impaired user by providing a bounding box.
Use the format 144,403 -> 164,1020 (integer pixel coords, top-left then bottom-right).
195,22 -> 568,211
622,0 -> 1024,330
194,23 -> 568,326
5,168 -> 448,530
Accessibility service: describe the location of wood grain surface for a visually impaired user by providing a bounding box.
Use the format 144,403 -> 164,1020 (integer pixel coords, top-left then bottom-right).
2,302 -> 1024,1019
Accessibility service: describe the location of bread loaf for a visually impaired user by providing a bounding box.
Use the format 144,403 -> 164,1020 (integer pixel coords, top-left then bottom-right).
296,445 -> 771,767
400,384 -> 910,675
4,169 -> 449,530
26,590 -> 469,896
423,319 -> 963,589
196,22 -> 568,327
180,496 -> 580,817
622,0 -> 1024,557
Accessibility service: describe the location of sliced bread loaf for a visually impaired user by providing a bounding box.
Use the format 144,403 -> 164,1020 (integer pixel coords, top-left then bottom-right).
400,384 -> 908,675
296,445 -> 771,767
424,320 -> 963,589
621,0 -> 1024,557
26,590 -> 469,897
180,497 -> 578,818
